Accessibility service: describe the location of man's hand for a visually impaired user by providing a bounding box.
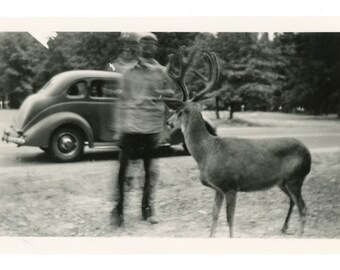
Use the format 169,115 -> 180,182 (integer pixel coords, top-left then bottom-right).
158,89 -> 175,98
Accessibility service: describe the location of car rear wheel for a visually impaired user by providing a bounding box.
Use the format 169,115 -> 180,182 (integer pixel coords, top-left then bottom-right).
49,127 -> 84,162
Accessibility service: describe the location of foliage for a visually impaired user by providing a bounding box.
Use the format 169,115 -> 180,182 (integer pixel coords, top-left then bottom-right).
211,32 -> 286,113
154,32 -> 198,65
271,33 -> 340,116
39,32 -> 121,88
0,31 -> 339,118
0,32 -> 47,107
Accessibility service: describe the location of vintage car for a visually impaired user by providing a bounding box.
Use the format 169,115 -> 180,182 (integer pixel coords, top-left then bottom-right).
2,70 -> 215,162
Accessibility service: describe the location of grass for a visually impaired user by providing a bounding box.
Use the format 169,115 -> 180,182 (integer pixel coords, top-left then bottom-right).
203,110 -> 340,128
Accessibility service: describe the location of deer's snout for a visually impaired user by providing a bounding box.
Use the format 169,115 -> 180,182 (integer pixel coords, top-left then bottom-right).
167,113 -> 180,128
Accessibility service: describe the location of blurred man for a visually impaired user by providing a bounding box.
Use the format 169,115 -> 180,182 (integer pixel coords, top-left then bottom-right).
112,32 -> 174,227
105,33 -> 140,74
106,33 -> 140,141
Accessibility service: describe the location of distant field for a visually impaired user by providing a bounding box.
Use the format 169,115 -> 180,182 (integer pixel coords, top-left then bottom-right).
203,110 -> 340,127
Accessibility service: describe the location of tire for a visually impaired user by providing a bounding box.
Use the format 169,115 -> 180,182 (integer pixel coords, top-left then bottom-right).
48,127 -> 84,162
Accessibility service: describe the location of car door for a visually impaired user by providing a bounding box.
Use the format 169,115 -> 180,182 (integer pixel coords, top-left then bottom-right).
88,78 -> 121,142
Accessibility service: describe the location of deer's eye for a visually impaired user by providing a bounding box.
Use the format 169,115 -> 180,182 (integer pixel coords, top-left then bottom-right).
177,111 -> 183,117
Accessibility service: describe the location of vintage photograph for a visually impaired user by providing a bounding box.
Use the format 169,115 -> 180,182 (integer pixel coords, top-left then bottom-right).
0,30 -> 339,243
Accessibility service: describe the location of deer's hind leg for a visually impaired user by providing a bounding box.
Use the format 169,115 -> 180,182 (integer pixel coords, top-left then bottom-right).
279,184 -> 295,234
225,190 -> 237,238
284,181 -> 307,237
210,190 -> 224,237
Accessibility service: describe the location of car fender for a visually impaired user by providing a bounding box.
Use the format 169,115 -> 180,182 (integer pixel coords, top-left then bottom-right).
23,112 -> 94,148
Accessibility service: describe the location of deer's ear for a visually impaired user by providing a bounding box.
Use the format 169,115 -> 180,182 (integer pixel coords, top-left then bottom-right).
163,98 -> 186,111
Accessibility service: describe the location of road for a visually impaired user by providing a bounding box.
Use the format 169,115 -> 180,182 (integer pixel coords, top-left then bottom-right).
1,120 -> 340,168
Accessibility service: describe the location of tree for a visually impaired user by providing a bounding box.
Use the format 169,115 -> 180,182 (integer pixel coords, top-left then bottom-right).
194,33 -> 224,119
275,33 -> 340,116
2,31 -> 340,117
40,32 -> 121,82
0,32 -> 124,108
211,32 -> 285,118
295,33 -> 340,117
155,32 -> 198,65
0,32 -> 47,108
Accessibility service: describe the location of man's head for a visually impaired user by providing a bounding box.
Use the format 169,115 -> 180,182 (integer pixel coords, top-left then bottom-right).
118,32 -> 141,61
118,32 -> 158,60
138,33 -> 158,59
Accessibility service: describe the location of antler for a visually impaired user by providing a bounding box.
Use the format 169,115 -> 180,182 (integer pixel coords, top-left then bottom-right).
190,51 -> 220,102
167,45 -> 220,102
167,45 -> 199,101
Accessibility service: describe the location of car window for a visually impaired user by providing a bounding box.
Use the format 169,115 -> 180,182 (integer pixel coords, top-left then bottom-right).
90,79 -> 121,98
67,81 -> 87,97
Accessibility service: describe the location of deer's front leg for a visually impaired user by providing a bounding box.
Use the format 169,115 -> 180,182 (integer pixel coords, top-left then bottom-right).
210,190 -> 224,237
225,190 -> 237,238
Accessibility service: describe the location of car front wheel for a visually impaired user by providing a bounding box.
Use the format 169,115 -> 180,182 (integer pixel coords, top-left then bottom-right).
49,127 -> 84,162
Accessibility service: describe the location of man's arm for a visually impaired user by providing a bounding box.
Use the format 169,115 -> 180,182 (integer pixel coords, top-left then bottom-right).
155,69 -> 178,98
157,88 -> 175,98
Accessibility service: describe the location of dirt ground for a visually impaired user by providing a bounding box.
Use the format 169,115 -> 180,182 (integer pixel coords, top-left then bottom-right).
0,110 -> 339,238
0,147 -> 339,238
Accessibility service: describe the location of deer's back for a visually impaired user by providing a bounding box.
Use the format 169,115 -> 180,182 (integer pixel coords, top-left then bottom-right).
199,137 -> 311,192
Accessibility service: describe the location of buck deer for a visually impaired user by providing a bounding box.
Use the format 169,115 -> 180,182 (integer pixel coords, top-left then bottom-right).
163,46 -> 312,238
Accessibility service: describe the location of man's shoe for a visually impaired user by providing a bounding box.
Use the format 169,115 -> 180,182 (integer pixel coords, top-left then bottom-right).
142,207 -> 158,224
142,206 -> 151,221
147,216 -> 159,225
111,209 -> 124,227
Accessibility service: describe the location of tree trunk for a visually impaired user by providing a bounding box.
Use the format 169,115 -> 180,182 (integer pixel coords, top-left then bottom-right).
229,104 -> 234,119
0,96 -> 4,109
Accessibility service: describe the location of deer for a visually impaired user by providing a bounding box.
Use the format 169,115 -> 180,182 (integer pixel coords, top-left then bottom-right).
163,46 -> 312,238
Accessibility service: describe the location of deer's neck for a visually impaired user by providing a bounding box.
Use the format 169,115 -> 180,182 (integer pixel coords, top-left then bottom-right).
183,111 -> 213,164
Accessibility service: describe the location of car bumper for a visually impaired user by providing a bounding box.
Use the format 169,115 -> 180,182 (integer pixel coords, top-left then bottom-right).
2,128 -> 25,145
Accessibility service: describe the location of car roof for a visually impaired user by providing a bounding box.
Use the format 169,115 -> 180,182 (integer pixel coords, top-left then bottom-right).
57,70 -> 122,81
